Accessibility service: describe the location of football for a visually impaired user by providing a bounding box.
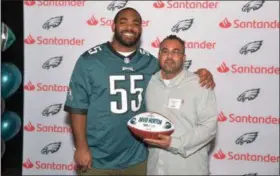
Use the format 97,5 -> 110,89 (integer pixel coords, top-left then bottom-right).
127,112 -> 174,140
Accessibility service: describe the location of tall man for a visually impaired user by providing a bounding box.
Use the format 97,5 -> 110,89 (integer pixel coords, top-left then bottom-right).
144,35 -> 218,175
64,7 -> 215,176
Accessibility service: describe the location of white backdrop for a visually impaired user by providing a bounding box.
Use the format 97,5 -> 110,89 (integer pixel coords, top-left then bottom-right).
23,1 -> 279,175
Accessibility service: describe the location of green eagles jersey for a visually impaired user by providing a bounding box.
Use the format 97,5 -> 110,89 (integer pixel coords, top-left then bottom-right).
64,42 -> 160,169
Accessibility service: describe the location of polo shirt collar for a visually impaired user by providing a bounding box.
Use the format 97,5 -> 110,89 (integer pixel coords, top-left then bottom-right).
156,69 -> 187,88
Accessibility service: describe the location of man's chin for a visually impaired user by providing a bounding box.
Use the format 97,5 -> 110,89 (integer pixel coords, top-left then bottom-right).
120,41 -> 138,47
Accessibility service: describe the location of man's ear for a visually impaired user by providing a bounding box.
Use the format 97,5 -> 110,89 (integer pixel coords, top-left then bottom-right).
111,23 -> 115,32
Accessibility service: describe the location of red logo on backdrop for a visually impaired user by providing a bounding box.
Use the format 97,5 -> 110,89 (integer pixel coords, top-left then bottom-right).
86,15 -> 150,27
24,81 -> 69,92
24,0 -> 86,7
24,81 -> 36,91
217,62 -> 230,73
24,0 -> 36,6
151,37 -> 216,50
24,122 -> 35,132
213,150 -> 280,163
219,18 -> 232,28
22,159 -> 77,170
153,0 -> 165,8
213,149 -> 226,160
218,111 -> 227,122
216,62 -> 279,75
153,0 -> 219,9
24,121 -> 72,133
217,112 -> 279,124
24,34 -> 85,46
24,34 -> 36,44
87,15 -> 99,26
219,17 -> 279,29
23,159 -> 34,169
151,37 -> 161,48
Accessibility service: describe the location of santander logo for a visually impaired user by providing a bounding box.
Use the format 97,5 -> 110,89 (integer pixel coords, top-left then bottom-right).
86,15 -> 150,27
213,149 -> 226,159
153,0 -> 165,8
24,121 -> 72,133
219,18 -> 232,28
153,0 -> 219,9
217,111 -> 279,125
219,17 -> 279,29
23,159 -> 34,169
151,37 -> 216,50
217,62 -> 280,75
213,149 -> 280,163
23,159 -> 77,171
24,0 -> 86,7
24,122 -> 36,132
24,81 -> 69,92
87,15 -> 99,26
24,34 -> 85,46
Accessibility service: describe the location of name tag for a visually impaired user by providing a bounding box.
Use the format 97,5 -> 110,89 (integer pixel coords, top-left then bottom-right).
168,98 -> 183,109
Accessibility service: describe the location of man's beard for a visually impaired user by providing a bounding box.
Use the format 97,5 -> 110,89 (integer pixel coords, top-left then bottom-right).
114,29 -> 141,47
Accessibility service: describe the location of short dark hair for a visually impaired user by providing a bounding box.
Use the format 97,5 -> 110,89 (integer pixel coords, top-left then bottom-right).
113,7 -> 142,24
160,35 -> 185,54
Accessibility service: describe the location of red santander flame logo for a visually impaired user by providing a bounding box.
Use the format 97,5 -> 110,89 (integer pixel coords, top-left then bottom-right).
24,34 -> 36,44
87,15 -> 98,26
218,111 -> 227,122
219,18 -> 232,28
24,122 -> 35,132
213,149 -> 226,160
24,0 -> 36,6
153,0 -> 165,8
24,81 -> 36,91
23,159 -> 34,169
151,37 -> 161,48
217,62 -> 230,73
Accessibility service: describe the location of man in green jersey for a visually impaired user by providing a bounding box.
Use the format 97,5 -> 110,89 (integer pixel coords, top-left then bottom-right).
64,7 -> 215,176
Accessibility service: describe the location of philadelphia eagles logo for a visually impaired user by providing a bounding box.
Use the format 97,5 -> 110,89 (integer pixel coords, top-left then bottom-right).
184,60 -> 192,70
242,0 -> 265,13
237,88 -> 260,102
41,142 -> 62,155
42,104 -> 62,117
42,56 -> 63,70
239,40 -> 263,55
171,19 -> 194,33
42,16 -> 63,30
242,172 -> 258,176
236,132 -> 259,145
107,0 -> 128,11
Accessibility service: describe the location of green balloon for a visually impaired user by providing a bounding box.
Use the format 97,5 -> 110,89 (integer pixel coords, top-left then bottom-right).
1,111 -> 22,142
1,22 -> 16,51
1,97 -> 5,114
1,139 -> 5,158
1,63 -> 22,99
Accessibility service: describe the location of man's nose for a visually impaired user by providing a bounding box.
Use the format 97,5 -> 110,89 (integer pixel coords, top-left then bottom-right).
126,24 -> 133,30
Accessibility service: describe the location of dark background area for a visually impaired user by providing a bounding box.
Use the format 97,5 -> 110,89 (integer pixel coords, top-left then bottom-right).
1,1 -> 24,175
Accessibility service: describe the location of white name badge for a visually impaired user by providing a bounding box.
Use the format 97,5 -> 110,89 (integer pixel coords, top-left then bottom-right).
168,98 -> 183,109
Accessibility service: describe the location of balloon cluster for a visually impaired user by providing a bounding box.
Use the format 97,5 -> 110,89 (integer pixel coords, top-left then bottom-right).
1,22 -> 22,158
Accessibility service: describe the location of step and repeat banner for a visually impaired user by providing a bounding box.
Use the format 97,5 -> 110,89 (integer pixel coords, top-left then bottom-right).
23,0 -> 279,175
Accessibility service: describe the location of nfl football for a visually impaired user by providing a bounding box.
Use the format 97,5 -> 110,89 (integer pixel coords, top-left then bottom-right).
127,112 -> 174,140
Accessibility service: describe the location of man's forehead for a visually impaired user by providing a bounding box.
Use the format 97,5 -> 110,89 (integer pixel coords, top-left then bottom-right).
118,10 -> 141,19
161,40 -> 183,49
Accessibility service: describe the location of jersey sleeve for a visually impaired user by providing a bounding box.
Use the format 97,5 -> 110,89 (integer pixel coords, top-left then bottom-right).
64,56 -> 91,115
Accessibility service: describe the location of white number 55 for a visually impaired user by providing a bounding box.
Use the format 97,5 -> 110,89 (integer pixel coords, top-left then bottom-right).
109,75 -> 143,114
